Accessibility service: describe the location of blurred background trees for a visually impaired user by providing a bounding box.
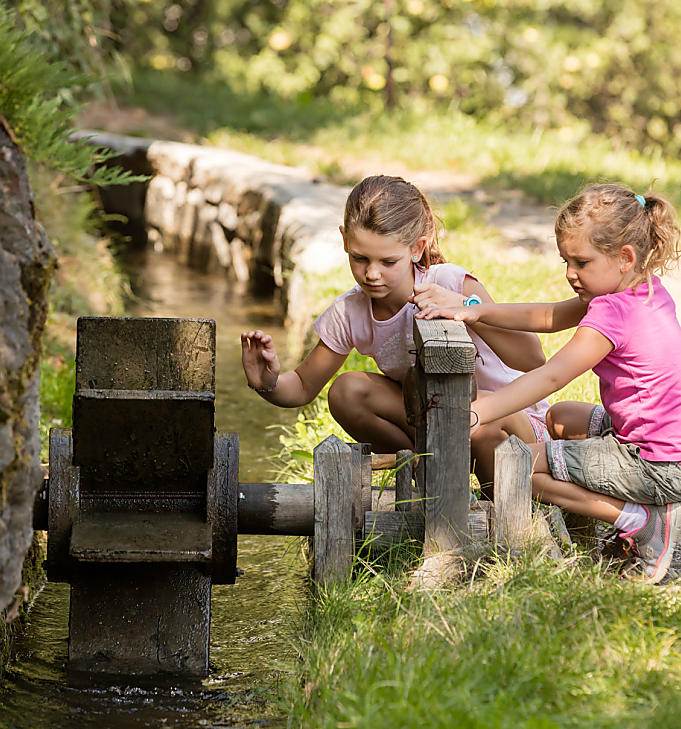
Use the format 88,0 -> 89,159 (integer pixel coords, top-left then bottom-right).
11,0 -> 679,157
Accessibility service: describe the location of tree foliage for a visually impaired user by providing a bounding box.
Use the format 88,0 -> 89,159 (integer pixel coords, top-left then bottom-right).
1,2 -> 142,185
99,0 -> 681,156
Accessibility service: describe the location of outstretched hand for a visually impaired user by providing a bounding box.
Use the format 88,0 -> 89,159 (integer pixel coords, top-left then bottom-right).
410,283 -> 465,319
414,301 -> 481,323
241,330 -> 280,390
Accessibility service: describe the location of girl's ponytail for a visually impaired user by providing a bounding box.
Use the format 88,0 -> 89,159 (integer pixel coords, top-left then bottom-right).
642,194 -> 681,279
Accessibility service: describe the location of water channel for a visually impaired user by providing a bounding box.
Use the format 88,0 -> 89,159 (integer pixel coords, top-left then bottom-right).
0,247 -> 308,728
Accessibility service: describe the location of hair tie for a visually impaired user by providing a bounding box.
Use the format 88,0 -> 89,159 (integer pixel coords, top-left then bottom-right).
635,194 -> 646,208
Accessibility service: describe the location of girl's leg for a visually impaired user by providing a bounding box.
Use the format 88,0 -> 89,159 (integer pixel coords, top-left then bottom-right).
328,371 -> 414,452
472,390 -> 538,498
529,441 -> 681,583
546,401 -> 596,440
527,442 -> 625,523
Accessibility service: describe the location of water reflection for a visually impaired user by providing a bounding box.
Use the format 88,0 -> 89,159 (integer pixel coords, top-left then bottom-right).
0,248 -> 308,728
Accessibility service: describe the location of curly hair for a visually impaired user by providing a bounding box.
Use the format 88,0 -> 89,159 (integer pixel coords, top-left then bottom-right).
343,175 -> 445,267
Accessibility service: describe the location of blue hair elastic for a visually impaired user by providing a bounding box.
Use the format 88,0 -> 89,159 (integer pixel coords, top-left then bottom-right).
635,194 -> 646,208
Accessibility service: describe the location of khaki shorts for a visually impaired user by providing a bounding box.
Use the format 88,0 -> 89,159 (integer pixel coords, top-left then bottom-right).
545,405 -> 681,505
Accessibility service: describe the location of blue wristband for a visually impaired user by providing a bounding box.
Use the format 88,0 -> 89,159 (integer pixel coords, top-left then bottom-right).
463,295 -> 482,306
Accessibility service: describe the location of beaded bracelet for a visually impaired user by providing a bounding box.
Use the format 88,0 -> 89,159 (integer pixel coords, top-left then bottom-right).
248,377 -> 278,394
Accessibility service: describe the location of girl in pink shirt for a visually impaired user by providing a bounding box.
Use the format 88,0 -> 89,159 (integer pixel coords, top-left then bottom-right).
241,175 -> 547,492
425,183 -> 681,583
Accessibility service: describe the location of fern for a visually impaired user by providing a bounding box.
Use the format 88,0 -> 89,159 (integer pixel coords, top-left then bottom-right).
0,4 -> 145,186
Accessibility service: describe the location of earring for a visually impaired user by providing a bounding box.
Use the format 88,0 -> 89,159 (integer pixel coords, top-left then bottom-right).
413,255 -> 419,261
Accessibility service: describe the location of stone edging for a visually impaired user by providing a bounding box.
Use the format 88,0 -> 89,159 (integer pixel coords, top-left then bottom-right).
77,131 -> 349,343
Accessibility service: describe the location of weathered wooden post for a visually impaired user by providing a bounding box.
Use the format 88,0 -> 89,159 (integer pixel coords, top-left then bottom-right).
313,435 -> 354,585
494,435 -> 533,547
412,319 -> 476,555
394,449 -> 414,513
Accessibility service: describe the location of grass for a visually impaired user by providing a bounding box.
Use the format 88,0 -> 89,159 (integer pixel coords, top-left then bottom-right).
268,196 -> 671,729
114,69 -> 681,210
284,551 -> 681,729
30,165 -> 126,460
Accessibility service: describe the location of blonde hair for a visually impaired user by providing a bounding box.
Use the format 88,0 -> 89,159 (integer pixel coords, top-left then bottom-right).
555,183 -> 681,289
343,175 -> 445,267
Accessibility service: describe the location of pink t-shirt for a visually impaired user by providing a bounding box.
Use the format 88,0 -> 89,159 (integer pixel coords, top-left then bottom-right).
579,276 -> 681,461
313,263 -> 549,422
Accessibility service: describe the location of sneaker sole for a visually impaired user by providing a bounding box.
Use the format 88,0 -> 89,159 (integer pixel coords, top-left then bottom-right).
649,503 -> 681,584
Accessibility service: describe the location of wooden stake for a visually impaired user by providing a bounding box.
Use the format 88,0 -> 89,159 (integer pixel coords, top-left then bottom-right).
313,435 -> 353,585
494,435 -> 532,548
413,319 -> 476,555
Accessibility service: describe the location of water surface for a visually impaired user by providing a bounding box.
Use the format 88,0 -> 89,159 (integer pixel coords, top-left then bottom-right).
0,248 -> 307,728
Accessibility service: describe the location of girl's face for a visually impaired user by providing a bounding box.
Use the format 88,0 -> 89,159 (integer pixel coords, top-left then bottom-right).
341,226 -> 426,307
558,231 -> 637,302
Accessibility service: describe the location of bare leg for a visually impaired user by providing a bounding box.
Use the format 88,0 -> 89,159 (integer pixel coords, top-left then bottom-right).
546,401 -> 594,440
328,371 -> 414,452
528,442 -> 624,524
473,390 -> 538,499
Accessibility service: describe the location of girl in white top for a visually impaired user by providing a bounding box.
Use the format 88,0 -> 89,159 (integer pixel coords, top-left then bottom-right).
241,175 -> 548,491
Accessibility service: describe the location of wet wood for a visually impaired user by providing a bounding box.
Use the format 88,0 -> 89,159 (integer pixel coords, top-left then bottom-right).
313,435 -> 353,584
70,512 -> 212,562
76,316 -> 215,392
237,482 -> 314,535
494,435 -> 532,547
207,433 -> 239,583
47,429 -> 80,582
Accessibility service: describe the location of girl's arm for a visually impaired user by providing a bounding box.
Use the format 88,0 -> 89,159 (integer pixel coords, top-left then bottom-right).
412,278 -> 548,371
472,325 -> 613,428
420,295 -> 588,334
241,331 -> 347,407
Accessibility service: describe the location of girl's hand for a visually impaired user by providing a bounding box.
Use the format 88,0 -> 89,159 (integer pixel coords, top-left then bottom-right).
410,283 -> 465,318
241,330 -> 281,390
415,303 -> 482,323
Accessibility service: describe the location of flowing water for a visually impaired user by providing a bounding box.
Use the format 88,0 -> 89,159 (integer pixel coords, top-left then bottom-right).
0,248 -> 307,728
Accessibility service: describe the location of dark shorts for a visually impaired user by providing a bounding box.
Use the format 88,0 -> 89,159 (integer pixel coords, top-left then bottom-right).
545,405 -> 681,505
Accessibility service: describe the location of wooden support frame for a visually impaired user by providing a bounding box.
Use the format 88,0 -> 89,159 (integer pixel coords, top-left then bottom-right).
412,319 -> 476,555
313,435 -> 354,585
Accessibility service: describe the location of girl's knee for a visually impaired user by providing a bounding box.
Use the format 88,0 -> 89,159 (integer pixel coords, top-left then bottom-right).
546,401 -> 593,439
328,372 -> 370,414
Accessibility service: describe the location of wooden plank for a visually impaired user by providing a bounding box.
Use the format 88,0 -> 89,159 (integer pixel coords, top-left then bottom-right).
47,428 -> 80,582
414,318 -> 474,555
494,435 -> 533,547
372,485 -> 396,511
313,435 -> 353,585
361,447 -> 373,515
350,442 -> 370,532
412,319 -> 476,374
69,564 -> 210,676
70,512 -> 212,563
76,316 -> 215,392
395,449 -> 414,512
207,433 -> 239,583
363,508 -> 489,552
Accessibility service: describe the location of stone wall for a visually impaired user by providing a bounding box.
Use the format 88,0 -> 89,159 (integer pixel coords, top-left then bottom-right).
0,125 -> 56,614
83,132 -> 349,344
